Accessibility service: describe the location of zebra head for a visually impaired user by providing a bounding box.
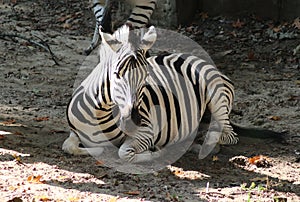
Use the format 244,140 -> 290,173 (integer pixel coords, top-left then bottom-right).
100,25 -> 157,134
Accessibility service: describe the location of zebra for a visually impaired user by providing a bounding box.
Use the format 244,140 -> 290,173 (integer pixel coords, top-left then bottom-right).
109,31 -> 239,162
85,0 -> 157,55
63,25 -> 240,163
62,24 -> 156,157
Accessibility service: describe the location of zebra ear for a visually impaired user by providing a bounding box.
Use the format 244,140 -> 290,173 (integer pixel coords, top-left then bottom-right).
140,26 -> 157,51
100,30 -> 122,52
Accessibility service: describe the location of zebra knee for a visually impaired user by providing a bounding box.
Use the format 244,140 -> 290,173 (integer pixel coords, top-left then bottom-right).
118,146 -> 136,162
62,132 -> 89,155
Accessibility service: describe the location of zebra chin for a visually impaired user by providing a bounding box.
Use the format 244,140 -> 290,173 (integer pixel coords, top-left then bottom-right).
119,105 -> 142,134
119,118 -> 140,135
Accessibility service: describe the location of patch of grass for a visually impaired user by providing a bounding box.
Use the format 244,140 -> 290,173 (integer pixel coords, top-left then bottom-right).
241,182 -> 267,202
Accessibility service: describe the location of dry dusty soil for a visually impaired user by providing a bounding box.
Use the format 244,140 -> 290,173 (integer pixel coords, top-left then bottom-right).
0,1 -> 299,201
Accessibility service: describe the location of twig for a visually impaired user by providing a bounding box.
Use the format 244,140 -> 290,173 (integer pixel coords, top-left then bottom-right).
264,78 -> 290,82
0,32 -> 60,65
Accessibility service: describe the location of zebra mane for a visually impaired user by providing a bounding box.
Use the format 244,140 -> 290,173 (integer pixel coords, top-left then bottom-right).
98,25 -> 133,74
112,25 -> 130,44
99,24 -> 131,52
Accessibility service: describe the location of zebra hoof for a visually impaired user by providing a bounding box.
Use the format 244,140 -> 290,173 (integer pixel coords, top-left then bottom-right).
62,133 -> 89,155
83,48 -> 93,56
118,147 -> 136,162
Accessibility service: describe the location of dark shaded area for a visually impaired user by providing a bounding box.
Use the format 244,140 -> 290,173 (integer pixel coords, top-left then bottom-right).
177,0 -> 300,25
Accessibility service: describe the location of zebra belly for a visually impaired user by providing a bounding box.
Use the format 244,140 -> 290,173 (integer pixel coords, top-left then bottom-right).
143,85 -> 201,147
142,54 -> 212,148
141,78 -> 203,148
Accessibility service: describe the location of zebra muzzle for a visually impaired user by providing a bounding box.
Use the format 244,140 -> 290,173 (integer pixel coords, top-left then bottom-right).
120,107 -> 141,134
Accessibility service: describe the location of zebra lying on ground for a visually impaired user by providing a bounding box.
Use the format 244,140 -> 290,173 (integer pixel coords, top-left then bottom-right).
63,25 -> 284,163
85,0 -> 157,55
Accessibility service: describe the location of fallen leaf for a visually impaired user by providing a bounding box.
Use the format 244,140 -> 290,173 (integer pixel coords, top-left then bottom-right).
199,12 -> 209,19
215,50 -> 233,57
124,190 -> 140,195
248,155 -> 272,167
58,15 -> 70,23
212,155 -> 219,162
108,197 -> 118,202
273,26 -> 281,33
1,119 -> 16,125
292,17 -> 300,29
232,19 -> 244,28
288,95 -> 300,101
68,197 -> 80,202
185,26 -> 194,33
57,175 -> 69,180
63,23 -> 72,29
293,44 -> 300,55
230,31 -> 237,37
95,160 -> 105,166
275,58 -> 282,64
268,116 -> 281,121
34,196 -> 50,202
12,154 -> 22,163
0,134 -> 5,139
247,50 -> 255,60
248,155 -> 263,164
14,131 -> 23,135
33,117 -> 49,122
251,176 -> 268,182
8,186 -> 18,191
27,175 -> 44,184
58,14 -> 76,22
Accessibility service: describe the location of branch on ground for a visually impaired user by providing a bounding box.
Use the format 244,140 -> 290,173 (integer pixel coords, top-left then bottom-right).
0,33 -> 60,65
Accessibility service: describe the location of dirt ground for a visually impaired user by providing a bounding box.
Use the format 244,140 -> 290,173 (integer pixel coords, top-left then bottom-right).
0,0 -> 299,201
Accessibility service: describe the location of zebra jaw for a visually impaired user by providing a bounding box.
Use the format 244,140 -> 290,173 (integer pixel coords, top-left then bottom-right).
119,105 -> 142,134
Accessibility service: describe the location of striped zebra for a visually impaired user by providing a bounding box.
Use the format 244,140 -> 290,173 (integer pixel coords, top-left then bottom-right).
62,25 -> 155,156
63,25 -> 239,162
85,0 -> 157,55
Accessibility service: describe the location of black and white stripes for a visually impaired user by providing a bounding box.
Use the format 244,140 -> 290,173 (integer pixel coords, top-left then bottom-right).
85,0 -> 157,55
63,25 -> 239,163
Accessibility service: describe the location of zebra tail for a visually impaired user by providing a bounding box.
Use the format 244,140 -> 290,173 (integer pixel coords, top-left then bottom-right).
230,121 -> 287,143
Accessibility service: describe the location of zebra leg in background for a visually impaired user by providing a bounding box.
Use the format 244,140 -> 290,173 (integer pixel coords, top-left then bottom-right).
85,0 -> 111,55
62,131 -> 104,156
197,118 -> 225,159
126,0 -> 157,28
198,96 -> 238,159
118,136 -> 162,163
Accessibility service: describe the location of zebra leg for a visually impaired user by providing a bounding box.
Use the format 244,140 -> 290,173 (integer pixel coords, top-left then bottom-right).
126,0 -> 157,28
189,142 -> 220,156
85,0 -> 111,55
198,107 -> 238,159
62,131 -> 104,156
118,137 -> 162,163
